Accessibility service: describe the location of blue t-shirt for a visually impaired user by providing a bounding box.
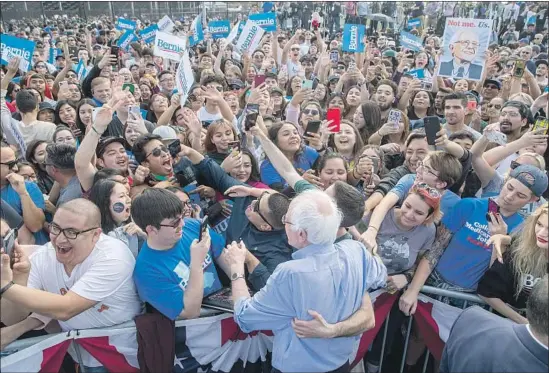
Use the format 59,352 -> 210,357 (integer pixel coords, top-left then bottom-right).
435,198 -> 524,290
1,181 -> 49,244
260,146 -> 319,189
390,174 -> 461,216
133,218 -> 225,320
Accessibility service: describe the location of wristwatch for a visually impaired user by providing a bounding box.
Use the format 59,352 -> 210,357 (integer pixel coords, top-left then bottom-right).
230,273 -> 245,281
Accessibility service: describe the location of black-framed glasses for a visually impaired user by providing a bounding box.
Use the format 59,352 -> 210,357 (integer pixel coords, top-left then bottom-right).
159,216 -> 183,229
66,74 -> 77,79
146,145 -> 169,159
253,193 -> 273,228
49,223 -> 98,240
510,160 -> 521,170
303,109 -> 319,116
417,161 -> 439,179
0,160 -> 18,170
487,104 -> 502,109
291,47 -> 300,51
337,65 -> 346,70
281,214 -> 294,225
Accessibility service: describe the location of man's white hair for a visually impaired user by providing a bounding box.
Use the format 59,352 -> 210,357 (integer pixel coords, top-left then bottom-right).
288,189 -> 342,246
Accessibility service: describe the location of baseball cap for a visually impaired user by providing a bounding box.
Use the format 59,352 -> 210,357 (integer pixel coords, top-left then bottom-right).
38,102 -> 55,113
518,38 -> 529,44
484,79 -> 501,90
55,54 -> 65,61
510,164 -> 548,198
387,40 -> 396,48
535,59 -> 548,68
152,126 -> 178,143
227,79 -> 245,90
328,75 -> 339,82
270,87 -> 284,96
96,137 -> 125,158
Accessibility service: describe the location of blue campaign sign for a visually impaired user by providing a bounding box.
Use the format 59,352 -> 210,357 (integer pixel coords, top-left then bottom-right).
139,24 -> 158,44
400,31 -> 423,52
408,18 -> 422,29
75,59 -> 88,80
341,24 -> 365,53
407,68 -> 425,79
249,12 -> 277,32
48,48 -> 62,65
208,20 -> 230,39
0,34 -> 36,72
116,18 -> 136,32
189,15 -> 204,46
117,30 -> 137,51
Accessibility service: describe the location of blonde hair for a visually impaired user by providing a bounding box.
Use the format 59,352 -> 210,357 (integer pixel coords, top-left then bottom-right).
504,152 -> 546,179
510,203 -> 548,297
509,92 -> 534,106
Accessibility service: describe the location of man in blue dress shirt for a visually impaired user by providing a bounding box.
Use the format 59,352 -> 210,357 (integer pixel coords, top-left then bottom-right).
226,189 -> 372,373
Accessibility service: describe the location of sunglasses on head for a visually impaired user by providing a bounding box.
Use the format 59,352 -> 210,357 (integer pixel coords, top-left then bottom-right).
510,160 -> 521,170
413,182 -> 441,198
146,145 -> 169,159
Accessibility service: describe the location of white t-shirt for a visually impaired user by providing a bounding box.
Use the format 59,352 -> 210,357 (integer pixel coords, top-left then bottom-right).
28,234 -> 143,367
197,106 -> 239,132
286,59 -> 302,79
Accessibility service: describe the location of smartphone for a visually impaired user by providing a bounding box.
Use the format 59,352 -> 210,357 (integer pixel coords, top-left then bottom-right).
424,116 -> 441,146
123,83 -> 135,94
326,107 -> 341,133
92,107 -> 101,122
168,139 -> 181,158
110,46 -> 120,65
254,74 -> 266,87
486,198 -> 500,221
329,49 -> 339,63
128,104 -> 141,119
228,141 -> 241,153
388,109 -> 402,129
513,60 -> 525,78
369,157 -> 380,174
1,229 -> 17,257
244,103 -> 260,131
420,80 -> 433,91
532,117 -> 548,135
68,46 -> 78,56
198,216 -> 209,241
304,120 -> 321,135
467,101 -> 477,111
59,81 -> 69,89
302,79 -> 314,89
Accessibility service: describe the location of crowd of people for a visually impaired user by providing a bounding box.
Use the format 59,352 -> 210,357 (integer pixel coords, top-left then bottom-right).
1,2 -> 548,373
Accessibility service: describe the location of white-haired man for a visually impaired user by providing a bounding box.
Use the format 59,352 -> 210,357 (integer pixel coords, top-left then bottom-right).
225,189 -> 372,373
439,29 -> 483,80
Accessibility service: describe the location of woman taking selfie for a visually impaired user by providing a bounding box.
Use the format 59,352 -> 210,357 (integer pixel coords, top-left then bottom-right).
478,203 -> 548,324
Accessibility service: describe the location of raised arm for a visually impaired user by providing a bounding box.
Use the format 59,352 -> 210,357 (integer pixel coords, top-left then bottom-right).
281,30 -> 301,65
470,129 -> 498,187
484,130 -> 546,166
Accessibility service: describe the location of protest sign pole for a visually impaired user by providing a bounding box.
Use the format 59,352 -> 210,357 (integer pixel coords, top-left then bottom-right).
109,1 -> 115,22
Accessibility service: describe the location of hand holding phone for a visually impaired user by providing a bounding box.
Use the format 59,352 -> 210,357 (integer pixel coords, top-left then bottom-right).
486,198 -> 500,221
424,116 -> 441,146
304,120 -> 321,135
199,216 -> 209,242
326,108 -> 341,133
1,229 -> 17,258
244,104 -> 260,131
513,60 -> 525,78
532,117 -> 548,135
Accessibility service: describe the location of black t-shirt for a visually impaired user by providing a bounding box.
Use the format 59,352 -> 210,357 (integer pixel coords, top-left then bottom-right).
477,249 -> 545,310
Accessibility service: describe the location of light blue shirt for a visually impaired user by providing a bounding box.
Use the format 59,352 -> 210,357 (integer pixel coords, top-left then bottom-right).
234,242 -> 377,372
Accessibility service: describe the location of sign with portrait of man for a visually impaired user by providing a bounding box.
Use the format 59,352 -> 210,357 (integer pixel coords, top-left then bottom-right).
437,18 -> 494,81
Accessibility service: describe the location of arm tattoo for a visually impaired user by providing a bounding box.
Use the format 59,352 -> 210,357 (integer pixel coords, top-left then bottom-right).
424,224 -> 453,270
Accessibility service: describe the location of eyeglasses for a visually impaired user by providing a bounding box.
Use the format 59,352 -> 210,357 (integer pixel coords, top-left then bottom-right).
291,47 -> 300,51
0,160 -> 18,170
337,65 -> 346,70
66,74 -> 77,79
417,161 -> 439,179
160,78 -> 175,83
500,111 -> 521,118
487,104 -> 502,109
281,214 -> 294,225
303,109 -> 319,116
456,40 -> 479,49
484,84 -> 499,89
182,200 -> 192,209
159,216 -> 183,229
145,145 -> 169,159
49,223 -> 98,240
510,160 -> 521,170
253,193 -> 273,228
